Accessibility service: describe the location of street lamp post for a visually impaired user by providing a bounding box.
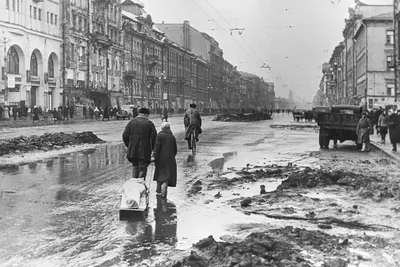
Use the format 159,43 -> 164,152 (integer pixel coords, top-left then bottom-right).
2,37 -> 10,104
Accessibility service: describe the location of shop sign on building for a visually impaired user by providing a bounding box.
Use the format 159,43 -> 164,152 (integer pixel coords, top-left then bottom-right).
7,75 -> 15,88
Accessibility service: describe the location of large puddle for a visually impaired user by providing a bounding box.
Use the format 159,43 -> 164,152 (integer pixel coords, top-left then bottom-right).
0,115 -> 321,266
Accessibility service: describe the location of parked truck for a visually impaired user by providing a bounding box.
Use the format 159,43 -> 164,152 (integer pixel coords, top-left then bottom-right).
317,105 -> 364,149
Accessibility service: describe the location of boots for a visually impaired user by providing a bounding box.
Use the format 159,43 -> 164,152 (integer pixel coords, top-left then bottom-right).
161,182 -> 168,198
361,143 -> 366,152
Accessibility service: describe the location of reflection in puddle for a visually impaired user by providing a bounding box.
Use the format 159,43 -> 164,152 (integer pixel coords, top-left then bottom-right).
208,152 -> 238,172
122,198 -> 177,266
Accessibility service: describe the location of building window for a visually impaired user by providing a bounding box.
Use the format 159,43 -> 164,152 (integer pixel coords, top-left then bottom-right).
48,56 -> 54,78
386,30 -> 394,44
51,13 -> 54,24
17,0 -> 19,12
30,53 -> 38,76
47,12 -> 49,23
33,7 -> 36,19
30,6 -> 32,17
387,83 -> 395,96
6,0 -> 9,10
38,8 -> 41,20
55,15 -> 58,25
7,46 -> 19,74
387,54 -> 395,71
12,0 -> 15,10
71,43 -> 75,62
78,16 -> 82,31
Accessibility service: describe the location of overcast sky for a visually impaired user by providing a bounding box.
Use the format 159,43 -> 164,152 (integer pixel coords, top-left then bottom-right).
142,0 -> 392,102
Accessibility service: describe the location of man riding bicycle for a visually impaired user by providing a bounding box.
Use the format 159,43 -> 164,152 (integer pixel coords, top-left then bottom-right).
184,103 -> 202,150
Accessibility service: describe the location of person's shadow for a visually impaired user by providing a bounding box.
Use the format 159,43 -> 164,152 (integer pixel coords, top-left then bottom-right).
154,197 -> 177,246
122,198 -> 177,265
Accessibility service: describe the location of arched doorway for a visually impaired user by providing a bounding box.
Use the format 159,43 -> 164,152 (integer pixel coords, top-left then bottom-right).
28,49 -> 44,108
46,52 -> 59,110
7,46 -> 19,74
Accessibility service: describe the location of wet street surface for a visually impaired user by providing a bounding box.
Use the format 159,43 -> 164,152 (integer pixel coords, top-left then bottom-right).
1,114 -> 399,266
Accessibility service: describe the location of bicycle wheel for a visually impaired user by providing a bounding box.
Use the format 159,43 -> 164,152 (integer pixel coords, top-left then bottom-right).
191,131 -> 196,154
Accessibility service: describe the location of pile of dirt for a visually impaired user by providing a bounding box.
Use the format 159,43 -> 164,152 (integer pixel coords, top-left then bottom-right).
212,112 -> 272,122
270,125 -> 318,130
169,226 -> 348,267
208,164 -> 299,190
0,120 -> 61,128
0,131 -> 105,156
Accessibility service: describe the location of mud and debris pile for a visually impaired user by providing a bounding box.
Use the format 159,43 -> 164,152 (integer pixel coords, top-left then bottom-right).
169,226 -> 348,267
0,131 -> 105,156
212,112 -> 272,122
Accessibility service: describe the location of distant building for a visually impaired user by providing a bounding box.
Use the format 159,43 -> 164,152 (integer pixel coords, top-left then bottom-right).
0,0 -> 62,109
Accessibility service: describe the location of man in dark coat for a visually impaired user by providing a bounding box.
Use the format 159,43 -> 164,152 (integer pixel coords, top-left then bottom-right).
150,122 -> 177,198
102,105 -> 110,121
388,110 -> 400,151
162,107 -> 168,122
12,106 -> 17,120
184,103 -> 202,149
32,106 -> 40,122
123,107 -> 157,178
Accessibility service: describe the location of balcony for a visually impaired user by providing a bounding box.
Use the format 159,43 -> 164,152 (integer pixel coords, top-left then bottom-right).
146,75 -> 159,84
124,70 -> 137,79
146,55 -> 159,70
79,62 -> 88,71
178,77 -> 188,84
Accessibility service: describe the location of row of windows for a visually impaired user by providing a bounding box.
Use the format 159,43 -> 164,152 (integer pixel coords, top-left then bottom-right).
72,13 -> 87,32
28,6 -> 58,25
7,46 -> 55,77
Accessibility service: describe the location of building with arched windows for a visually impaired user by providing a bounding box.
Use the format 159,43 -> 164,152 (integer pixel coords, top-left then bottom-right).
0,0 -> 62,110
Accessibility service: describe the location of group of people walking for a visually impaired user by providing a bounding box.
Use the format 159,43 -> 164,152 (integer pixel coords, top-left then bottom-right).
122,104 -> 202,199
357,107 -> 400,152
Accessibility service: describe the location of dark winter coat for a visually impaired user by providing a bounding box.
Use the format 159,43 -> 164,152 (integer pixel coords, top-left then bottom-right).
184,108 -> 202,140
388,113 -> 400,144
356,116 -> 373,144
151,129 -> 177,187
103,106 -> 110,119
122,114 -> 157,163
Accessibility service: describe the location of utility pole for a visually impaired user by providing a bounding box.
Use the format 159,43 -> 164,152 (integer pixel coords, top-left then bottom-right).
87,0 -> 90,99
62,0 -> 67,106
2,37 -> 11,104
394,0 -> 398,102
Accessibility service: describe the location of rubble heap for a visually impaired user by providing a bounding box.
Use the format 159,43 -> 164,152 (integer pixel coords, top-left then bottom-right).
212,112 -> 272,122
0,132 -> 105,156
169,226 -> 348,267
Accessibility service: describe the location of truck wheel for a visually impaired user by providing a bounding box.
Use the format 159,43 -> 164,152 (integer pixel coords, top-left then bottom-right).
323,136 -> 330,148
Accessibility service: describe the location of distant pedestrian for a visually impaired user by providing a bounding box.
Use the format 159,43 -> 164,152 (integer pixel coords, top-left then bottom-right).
53,108 -> 58,122
83,106 -> 87,119
103,105 -> 110,121
378,110 -> 388,144
150,122 -> 177,198
162,107 -> 168,122
12,106 -> 18,120
89,106 -> 94,120
388,110 -> 400,151
69,105 -> 74,119
356,111 -> 373,152
32,106 -> 40,122
42,108 -> 48,121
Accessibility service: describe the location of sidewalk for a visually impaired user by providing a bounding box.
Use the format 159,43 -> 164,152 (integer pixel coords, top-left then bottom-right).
370,133 -> 400,162
0,113 -> 185,128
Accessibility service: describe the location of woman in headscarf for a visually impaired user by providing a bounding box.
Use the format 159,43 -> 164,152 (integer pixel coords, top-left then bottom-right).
356,111 -> 373,152
150,122 -> 177,198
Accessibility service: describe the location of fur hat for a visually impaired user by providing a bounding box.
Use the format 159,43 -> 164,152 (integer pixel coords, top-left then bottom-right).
190,103 -> 197,108
138,107 -> 150,115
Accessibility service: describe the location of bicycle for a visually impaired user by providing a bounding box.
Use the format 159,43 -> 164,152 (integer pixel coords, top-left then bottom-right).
190,129 -> 197,155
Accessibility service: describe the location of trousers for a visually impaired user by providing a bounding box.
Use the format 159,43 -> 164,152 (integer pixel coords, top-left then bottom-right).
131,159 -> 149,178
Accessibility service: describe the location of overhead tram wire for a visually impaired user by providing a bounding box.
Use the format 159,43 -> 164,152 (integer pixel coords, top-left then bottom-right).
190,0 -> 265,71
203,0 -> 283,82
